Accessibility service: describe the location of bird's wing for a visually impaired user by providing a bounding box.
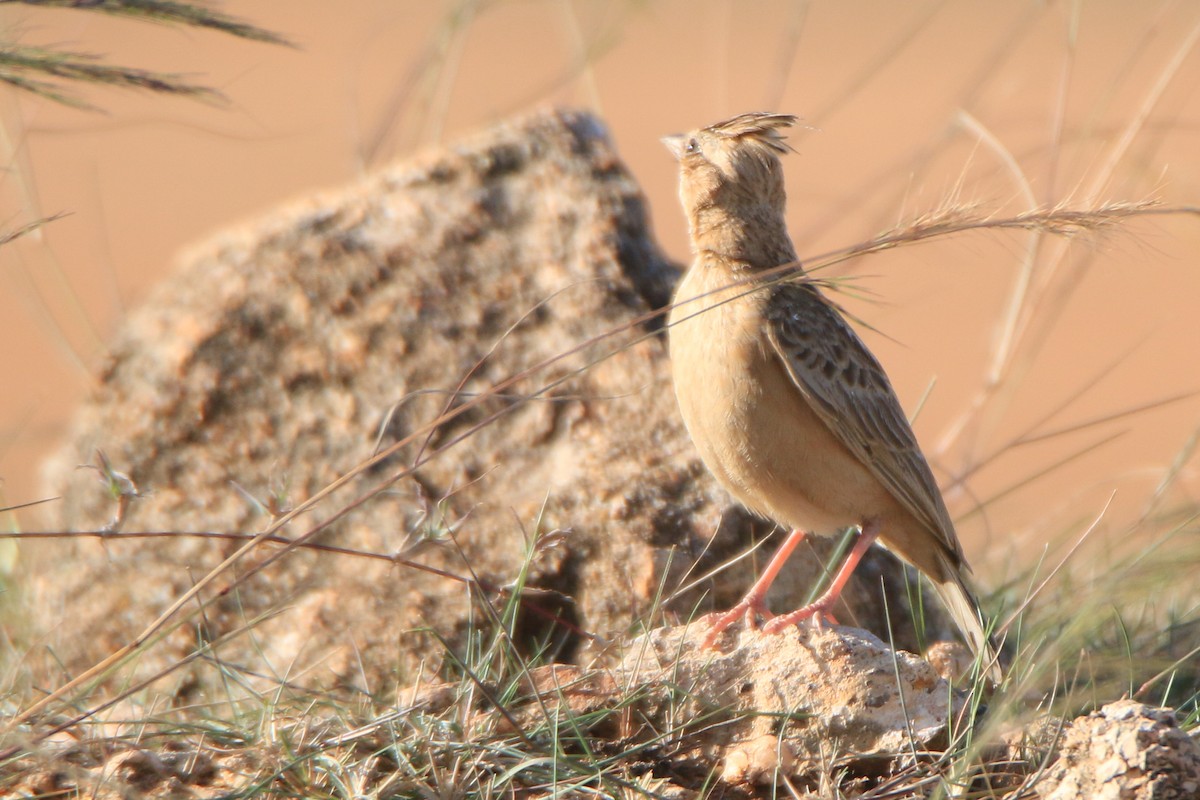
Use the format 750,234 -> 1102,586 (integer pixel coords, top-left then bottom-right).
765,281 -> 964,564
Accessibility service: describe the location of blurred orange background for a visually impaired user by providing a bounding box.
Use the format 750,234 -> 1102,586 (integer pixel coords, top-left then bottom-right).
2,1 -> 1198,571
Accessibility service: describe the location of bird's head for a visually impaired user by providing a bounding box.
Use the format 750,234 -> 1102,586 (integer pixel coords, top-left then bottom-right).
663,112 -> 797,227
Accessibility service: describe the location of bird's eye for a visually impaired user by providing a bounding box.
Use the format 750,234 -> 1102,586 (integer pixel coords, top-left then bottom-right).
685,138 -> 699,154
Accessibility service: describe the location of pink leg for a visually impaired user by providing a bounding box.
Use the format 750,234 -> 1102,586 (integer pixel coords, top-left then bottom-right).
701,528 -> 807,647
763,518 -> 881,634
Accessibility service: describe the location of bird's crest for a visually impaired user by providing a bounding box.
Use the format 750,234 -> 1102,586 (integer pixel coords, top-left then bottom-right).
704,112 -> 798,155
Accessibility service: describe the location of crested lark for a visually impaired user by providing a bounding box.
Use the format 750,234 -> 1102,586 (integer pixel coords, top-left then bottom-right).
664,112 -> 1002,683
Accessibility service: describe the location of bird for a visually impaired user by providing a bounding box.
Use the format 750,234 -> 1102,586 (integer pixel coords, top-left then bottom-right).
663,112 -> 1003,684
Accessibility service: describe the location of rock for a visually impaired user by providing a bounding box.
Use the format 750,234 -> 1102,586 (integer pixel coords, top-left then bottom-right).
27,107 -> 955,699
924,639 -> 974,682
1037,700 -> 1200,800
621,623 -> 963,783
721,734 -> 797,786
383,622 -> 968,789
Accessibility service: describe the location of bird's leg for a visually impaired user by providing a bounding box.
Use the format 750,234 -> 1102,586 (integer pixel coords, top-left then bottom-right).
763,518 -> 881,633
701,528 -> 807,647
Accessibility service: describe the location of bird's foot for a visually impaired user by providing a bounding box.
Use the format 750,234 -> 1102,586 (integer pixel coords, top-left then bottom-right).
762,600 -> 839,634
699,596 -> 774,648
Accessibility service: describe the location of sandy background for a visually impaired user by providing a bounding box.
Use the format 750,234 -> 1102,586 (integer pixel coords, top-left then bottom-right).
1,1 -> 1198,567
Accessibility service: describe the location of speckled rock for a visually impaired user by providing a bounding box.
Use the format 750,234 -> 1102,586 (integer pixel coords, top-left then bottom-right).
621,623 -> 964,784
28,108 -> 952,701
1037,701 -> 1200,800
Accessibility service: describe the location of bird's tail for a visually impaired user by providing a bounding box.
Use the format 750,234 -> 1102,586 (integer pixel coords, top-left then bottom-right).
931,557 -> 1005,686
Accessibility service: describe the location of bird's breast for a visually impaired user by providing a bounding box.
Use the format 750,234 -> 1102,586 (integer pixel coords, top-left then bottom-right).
668,266 -> 892,534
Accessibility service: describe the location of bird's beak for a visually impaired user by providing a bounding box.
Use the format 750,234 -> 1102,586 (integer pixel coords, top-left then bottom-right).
661,134 -> 686,161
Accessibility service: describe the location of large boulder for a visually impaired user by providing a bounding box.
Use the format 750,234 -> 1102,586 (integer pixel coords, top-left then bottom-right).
29,108 -> 949,700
